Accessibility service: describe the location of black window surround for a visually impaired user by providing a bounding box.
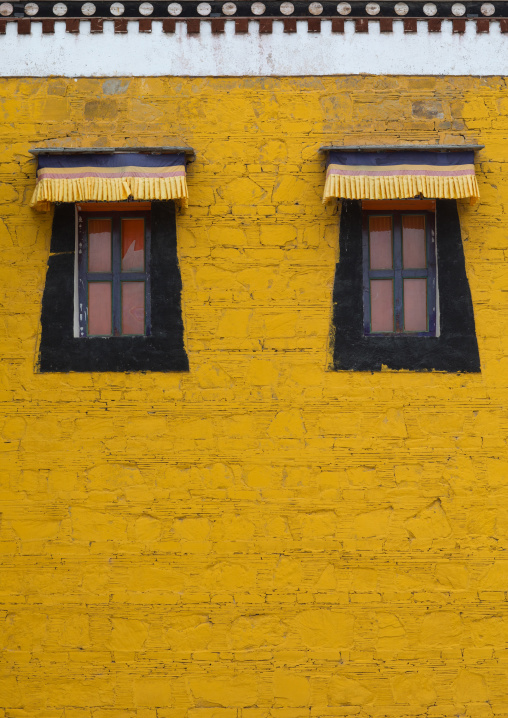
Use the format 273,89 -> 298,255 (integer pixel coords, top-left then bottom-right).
39,201 -> 189,373
331,199 -> 480,373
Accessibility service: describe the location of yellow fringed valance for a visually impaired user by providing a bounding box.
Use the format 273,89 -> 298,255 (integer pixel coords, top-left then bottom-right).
323,150 -> 480,205
30,175 -> 189,212
30,152 -> 189,212
323,173 -> 480,205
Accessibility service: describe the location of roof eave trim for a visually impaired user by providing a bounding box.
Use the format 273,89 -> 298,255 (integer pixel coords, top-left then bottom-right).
29,146 -> 196,159
319,144 -> 484,153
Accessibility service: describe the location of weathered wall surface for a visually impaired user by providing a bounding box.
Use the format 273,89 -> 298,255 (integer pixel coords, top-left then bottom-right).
1,75 -> 507,715
1,20 -> 508,77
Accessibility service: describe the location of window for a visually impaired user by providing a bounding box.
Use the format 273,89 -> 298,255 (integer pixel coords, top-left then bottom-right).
39,201 -> 188,373
77,206 -> 151,338
363,205 -> 436,336
331,199 -> 480,372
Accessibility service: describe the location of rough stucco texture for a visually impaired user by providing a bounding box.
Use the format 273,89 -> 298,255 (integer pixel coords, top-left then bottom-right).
1,21 -> 507,77
0,76 -> 507,715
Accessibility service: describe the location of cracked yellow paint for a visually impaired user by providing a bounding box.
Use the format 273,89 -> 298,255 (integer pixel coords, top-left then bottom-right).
0,75 -> 506,715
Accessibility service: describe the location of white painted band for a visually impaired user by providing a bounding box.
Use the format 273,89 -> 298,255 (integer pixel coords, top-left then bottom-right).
2,18 -> 507,76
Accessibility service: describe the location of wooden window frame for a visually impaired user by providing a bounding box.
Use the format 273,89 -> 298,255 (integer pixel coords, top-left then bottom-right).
77,209 -> 151,338
362,209 -> 437,337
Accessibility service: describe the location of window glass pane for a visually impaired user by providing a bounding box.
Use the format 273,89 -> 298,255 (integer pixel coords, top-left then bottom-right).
121,218 -> 145,272
122,282 -> 145,335
370,279 -> 394,332
88,282 -> 112,336
369,216 -> 393,270
404,278 -> 427,331
88,219 -> 112,273
402,215 -> 426,269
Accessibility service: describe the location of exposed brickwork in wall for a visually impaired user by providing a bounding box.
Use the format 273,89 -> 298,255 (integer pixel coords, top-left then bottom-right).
0,76 -> 507,714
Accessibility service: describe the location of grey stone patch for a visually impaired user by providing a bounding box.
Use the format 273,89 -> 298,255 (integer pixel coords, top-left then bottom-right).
412,100 -> 444,119
102,78 -> 130,95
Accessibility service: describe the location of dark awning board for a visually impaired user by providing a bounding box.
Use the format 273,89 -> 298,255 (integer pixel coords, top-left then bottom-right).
30,146 -> 196,159
320,145 -> 484,153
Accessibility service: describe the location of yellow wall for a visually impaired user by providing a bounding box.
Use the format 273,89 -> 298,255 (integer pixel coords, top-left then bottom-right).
1,76 -> 507,715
